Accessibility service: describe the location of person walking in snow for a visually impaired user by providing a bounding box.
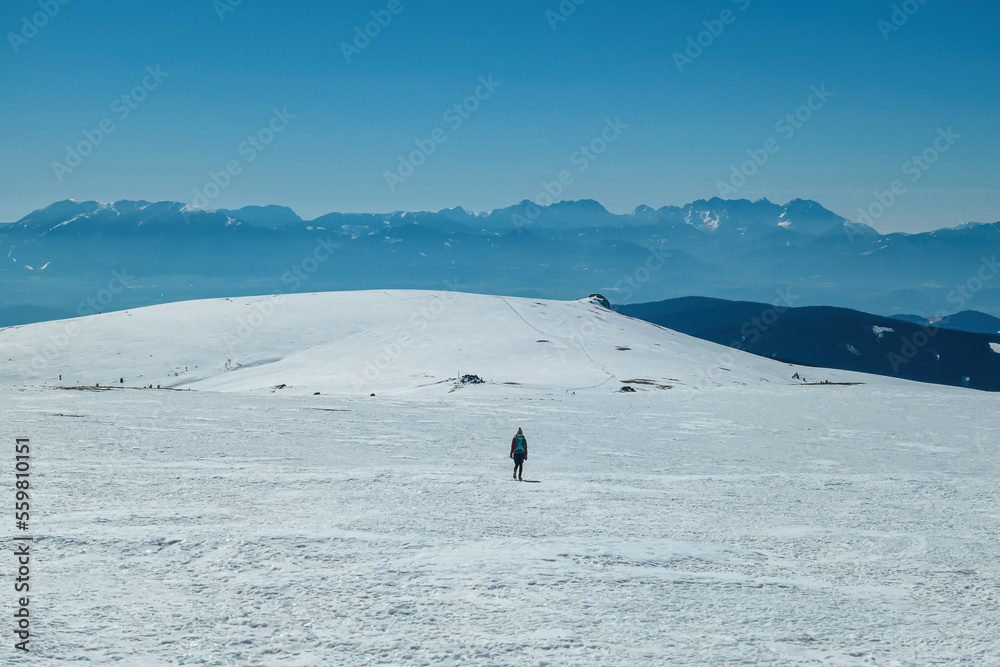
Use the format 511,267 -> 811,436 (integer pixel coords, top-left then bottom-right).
510,428 -> 528,480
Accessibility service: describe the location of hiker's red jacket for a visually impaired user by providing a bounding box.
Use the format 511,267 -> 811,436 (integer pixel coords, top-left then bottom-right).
510,435 -> 527,458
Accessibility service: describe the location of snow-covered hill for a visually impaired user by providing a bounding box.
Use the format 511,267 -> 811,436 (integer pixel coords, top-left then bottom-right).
0,290 -> 884,396
2,290 -> 996,664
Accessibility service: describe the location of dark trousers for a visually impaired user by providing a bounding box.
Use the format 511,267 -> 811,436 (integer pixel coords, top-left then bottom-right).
512,452 -> 525,479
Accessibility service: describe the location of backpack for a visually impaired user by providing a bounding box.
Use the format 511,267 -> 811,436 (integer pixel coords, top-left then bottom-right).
513,435 -> 526,453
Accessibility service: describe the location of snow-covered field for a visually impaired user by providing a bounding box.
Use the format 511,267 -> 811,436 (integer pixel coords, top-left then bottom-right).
2,291 -> 998,664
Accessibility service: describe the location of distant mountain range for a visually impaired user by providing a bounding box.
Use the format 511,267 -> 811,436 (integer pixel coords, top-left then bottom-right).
2,197 -> 999,320
890,310 -> 1000,335
620,296 -> 1000,391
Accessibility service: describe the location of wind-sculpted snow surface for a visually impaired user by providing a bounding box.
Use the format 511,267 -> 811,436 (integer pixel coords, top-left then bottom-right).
3,383 -> 998,664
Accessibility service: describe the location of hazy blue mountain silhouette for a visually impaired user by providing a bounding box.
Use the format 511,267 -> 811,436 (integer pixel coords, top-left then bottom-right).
620,296 -> 1000,391
2,197 -> 999,321
891,310 -> 1000,335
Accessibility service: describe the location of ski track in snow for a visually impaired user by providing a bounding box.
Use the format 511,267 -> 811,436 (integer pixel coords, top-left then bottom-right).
499,296 -> 617,393
5,384 -> 1000,665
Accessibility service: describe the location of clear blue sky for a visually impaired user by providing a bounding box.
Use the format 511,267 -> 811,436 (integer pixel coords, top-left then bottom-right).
1,0 -> 997,232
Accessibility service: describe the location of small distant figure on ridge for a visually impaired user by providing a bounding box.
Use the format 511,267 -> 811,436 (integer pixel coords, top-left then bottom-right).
510,428 -> 528,481
119,377 -> 124,384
